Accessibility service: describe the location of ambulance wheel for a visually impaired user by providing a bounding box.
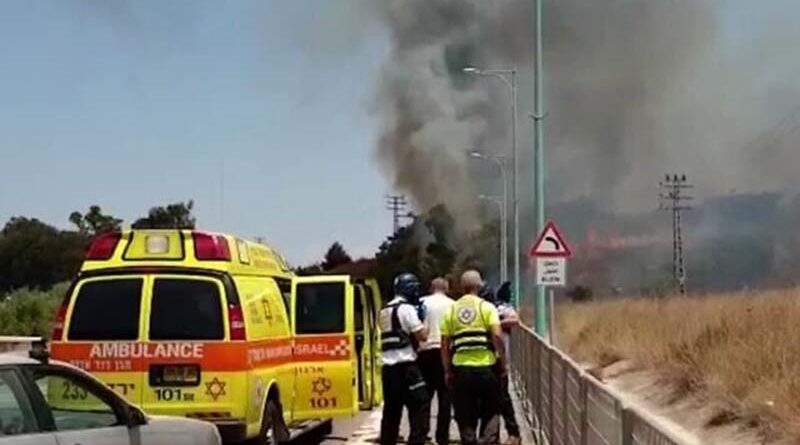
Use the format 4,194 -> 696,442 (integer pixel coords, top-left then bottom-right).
256,398 -> 289,445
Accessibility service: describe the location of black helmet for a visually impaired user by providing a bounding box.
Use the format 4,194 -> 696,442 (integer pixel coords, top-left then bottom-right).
496,281 -> 512,304
478,283 -> 496,302
393,273 -> 422,302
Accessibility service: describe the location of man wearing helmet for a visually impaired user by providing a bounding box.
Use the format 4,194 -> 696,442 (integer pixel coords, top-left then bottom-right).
379,273 -> 430,445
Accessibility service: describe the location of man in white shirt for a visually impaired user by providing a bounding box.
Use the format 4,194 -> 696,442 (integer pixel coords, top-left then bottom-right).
379,273 -> 429,445
418,277 -> 454,445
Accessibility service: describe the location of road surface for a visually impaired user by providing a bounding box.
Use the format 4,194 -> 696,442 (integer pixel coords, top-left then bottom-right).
308,387 -> 534,445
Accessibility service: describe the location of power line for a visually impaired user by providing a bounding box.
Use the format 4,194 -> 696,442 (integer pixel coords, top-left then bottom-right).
385,195 -> 412,234
659,174 -> 693,296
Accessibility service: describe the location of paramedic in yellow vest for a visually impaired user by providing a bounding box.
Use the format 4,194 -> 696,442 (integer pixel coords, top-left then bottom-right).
440,270 -> 506,445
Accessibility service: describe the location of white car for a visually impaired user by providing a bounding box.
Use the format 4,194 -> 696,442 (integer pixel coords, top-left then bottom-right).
0,344 -> 221,445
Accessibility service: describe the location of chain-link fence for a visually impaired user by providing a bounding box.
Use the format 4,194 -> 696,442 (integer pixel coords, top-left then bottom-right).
510,325 -> 687,445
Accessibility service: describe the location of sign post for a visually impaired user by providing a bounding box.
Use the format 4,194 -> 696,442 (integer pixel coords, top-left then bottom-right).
529,221 -> 572,343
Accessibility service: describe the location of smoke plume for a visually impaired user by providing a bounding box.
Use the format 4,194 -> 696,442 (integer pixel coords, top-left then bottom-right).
372,0 -> 800,215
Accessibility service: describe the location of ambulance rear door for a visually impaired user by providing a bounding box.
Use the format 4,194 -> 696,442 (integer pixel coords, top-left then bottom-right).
365,279 -> 383,406
51,275 -> 147,407
291,276 -> 357,419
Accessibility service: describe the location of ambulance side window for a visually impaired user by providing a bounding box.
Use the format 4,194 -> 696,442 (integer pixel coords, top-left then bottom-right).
364,286 -> 376,331
237,278 -> 268,341
275,278 -> 292,330
354,286 -> 364,333
295,283 -> 345,334
261,278 -> 290,338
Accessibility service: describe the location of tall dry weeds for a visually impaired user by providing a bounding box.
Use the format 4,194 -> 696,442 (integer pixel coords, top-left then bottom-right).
557,289 -> 800,439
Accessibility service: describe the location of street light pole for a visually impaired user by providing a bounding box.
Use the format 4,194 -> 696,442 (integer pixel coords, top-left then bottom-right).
464,67 -> 519,306
511,71 -> 519,309
533,0 -> 548,337
479,195 -> 507,283
471,152 -> 509,283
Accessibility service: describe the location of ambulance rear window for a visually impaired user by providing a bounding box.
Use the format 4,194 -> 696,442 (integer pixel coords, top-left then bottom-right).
68,279 -> 143,341
149,279 -> 224,340
295,283 -> 345,334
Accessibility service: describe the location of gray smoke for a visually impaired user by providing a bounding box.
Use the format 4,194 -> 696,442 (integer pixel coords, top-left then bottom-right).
372,0 -> 800,218
372,1 -> 500,226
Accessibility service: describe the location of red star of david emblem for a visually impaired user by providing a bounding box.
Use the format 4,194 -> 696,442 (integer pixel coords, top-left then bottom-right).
205,377 -> 227,401
311,377 -> 332,396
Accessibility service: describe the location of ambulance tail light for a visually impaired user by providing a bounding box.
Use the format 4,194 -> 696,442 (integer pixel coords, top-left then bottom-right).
193,232 -> 231,261
86,232 -> 121,260
228,305 -> 246,341
51,304 -> 68,341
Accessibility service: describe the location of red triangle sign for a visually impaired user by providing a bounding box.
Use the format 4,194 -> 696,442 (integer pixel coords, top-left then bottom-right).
529,221 -> 572,258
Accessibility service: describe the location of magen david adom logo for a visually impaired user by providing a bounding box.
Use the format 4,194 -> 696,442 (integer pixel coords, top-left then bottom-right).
457,306 -> 477,324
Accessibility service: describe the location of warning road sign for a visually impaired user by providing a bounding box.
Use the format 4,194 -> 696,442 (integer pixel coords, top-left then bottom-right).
536,258 -> 566,287
529,221 -> 572,258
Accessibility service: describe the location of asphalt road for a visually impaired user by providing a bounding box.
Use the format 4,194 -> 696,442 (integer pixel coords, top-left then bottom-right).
295,381 -> 534,445
312,395 -> 532,445
313,408 -> 381,445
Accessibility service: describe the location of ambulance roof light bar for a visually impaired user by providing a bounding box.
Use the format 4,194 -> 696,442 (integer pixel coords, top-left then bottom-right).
86,232 -> 121,260
193,232 -> 231,261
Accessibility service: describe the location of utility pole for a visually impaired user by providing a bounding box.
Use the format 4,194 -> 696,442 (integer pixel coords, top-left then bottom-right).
532,0 -> 548,336
659,174 -> 693,295
386,195 -> 409,234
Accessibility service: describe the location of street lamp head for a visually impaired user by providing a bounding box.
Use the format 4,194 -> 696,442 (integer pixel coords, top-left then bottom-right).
463,67 -> 480,74
469,151 -> 485,159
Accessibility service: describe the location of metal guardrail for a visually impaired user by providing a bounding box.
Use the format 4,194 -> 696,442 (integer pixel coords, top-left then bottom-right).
510,325 -> 688,445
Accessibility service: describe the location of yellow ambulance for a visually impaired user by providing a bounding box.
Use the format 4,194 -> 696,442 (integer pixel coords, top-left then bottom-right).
50,229 -> 383,443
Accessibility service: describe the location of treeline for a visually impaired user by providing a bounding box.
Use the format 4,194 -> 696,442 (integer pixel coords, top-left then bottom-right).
297,205 -> 502,299
0,200 -> 504,335
0,201 -> 196,295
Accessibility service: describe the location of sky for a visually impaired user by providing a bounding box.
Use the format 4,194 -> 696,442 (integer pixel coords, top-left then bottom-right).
0,1 -> 392,266
0,0 -> 795,267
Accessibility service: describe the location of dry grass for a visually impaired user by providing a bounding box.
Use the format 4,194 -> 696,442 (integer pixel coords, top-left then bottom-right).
557,289 -> 800,440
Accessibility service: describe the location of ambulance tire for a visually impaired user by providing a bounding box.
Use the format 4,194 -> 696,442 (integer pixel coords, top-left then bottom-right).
255,397 -> 289,445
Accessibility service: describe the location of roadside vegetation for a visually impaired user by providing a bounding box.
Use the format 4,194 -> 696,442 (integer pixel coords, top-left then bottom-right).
557,289 -> 800,441
0,283 -> 67,337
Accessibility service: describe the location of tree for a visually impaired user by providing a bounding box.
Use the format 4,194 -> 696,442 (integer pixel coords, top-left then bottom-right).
371,204 -> 500,300
420,205 -> 457,280
322,242 -> 352,271
132,201 -> 196,230
0,217 -> 86,294
374,226 -> 422,299
295,263 -> 324,276
69,205 -> 122,235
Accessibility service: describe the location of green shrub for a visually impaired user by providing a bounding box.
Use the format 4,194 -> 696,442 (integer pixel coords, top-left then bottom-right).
0,283 -> 69,337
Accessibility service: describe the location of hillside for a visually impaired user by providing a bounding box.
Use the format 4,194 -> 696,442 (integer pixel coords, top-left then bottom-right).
557,290 -> 800,443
